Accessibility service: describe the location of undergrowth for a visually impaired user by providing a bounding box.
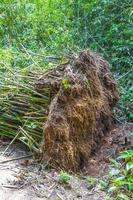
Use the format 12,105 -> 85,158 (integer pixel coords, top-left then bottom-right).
58,171 -> 73,185
100,150 -> 133,200
0,0 -> 132,120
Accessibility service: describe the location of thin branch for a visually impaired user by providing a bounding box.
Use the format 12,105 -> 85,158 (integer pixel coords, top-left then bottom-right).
0,154 -> 33,164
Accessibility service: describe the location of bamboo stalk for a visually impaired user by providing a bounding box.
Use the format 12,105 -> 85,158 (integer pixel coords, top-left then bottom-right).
0,69 -> 50,151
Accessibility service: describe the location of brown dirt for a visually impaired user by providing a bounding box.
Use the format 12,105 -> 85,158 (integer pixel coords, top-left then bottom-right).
0,123 -> 132,200
85,122 -> 133,177
37,49 -> 119,171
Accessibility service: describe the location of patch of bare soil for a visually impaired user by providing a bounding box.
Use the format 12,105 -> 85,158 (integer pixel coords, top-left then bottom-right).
0,123 -> 133,200
85,122 -> 133,177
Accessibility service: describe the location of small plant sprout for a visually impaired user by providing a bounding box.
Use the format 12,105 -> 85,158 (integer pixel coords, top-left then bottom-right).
62,78 -> 70,90
58,171 -> 72,185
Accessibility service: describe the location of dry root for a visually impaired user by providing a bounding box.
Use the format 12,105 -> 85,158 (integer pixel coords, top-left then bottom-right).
36,49 -> 119,172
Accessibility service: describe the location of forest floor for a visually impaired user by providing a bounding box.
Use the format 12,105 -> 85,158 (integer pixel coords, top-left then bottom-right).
0,122 -> 133,200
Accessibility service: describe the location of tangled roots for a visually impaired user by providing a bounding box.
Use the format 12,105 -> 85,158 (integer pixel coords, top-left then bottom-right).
37,49 -> 119,172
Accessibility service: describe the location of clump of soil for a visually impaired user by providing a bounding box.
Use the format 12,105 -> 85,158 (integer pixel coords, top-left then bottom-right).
36,49 -> 119,172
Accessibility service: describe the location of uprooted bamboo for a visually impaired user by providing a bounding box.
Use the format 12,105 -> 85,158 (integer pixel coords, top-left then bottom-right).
0,49 -> 119,171
0,69 -> 50,151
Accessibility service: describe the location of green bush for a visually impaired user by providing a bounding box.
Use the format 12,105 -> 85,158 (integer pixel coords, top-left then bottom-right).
0,0 -> 132,117
100,150 -> 133,200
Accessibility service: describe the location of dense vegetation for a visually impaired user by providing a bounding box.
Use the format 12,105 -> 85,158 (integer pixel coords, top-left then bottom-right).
0,1 -> 132,199
0,0 -> 132,121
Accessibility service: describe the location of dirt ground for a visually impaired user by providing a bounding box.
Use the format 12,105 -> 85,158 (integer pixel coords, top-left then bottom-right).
0,123 -> 133,200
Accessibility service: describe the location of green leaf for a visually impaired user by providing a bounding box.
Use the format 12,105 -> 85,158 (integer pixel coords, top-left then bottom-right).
127,177 -> 133,183
108,169 -> 120,177
128,112 -> 133,118
110,159 -> 120,167
118,193 -> 129,200
129,184 -> 133,191
99,180 -> 108,188
118,150 -> 133,159
126,162 -> 133,171
113,181 -> 133,186
113,176 -> 125,182
108,186 -> 118,192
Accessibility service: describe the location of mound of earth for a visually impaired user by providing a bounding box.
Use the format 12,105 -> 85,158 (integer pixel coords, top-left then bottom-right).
36,49 -> 119,171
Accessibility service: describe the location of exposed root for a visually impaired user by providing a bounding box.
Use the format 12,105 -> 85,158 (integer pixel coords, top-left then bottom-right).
36,49 -> 119,172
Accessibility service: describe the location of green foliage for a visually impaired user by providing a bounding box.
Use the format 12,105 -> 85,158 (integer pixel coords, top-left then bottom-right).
101,150 -> 133,199
62,78 -> 70,90
58,171 -> 72,185
118,77 -> 133,121
0,0 -> 132,118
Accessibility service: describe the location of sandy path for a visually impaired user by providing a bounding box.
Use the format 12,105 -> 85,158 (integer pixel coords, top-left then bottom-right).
0,145 -> 41,200
0,142 -> 106,200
